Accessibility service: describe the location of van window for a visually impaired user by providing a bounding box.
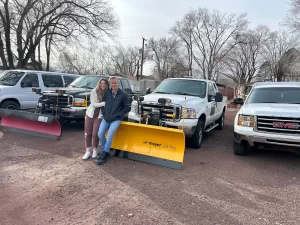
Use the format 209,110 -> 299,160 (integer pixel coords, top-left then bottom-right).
0,71 -> 25,86
21,74 -> 39,87
42,74 -> 64,87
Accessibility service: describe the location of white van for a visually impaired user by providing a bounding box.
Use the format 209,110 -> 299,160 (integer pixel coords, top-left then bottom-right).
0,70 -> 81,110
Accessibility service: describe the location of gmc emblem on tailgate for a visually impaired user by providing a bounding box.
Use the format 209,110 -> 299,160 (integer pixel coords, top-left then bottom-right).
272,122 -> 298,129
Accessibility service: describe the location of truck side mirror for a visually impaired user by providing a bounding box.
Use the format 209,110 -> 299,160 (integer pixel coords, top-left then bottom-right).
233,98 -> 244,105
215,92 -> 223,102
132,95 -> 144,102
145,87 -> 151,94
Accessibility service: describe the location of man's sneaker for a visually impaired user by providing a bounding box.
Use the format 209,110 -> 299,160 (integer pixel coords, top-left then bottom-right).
92,149 -> 98,158
82,151 -> 91,160
97,151 -> 110,165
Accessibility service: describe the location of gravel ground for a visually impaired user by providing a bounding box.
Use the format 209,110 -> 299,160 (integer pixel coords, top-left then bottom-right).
1,110 -> 300,225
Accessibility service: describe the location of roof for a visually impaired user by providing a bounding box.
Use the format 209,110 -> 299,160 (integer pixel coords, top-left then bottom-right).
166,77 -> 213,82
2,69 -> 81,76
253,82 -> 300,88
85,74 -> 130,80
87,74 -> 110,77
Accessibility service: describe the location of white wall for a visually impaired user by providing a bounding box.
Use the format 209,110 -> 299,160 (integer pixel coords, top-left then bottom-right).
128,80 -> 140,91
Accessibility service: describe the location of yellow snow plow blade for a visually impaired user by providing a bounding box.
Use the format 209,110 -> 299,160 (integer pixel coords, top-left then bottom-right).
110,121 -> 185,169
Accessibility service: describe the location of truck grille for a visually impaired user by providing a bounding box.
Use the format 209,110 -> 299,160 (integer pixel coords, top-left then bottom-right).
140,102 -> 181,121
256,116 -> 300,135
41,95 -> 73,107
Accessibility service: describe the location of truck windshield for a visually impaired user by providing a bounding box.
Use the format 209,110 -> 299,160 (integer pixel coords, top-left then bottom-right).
246,87 -> 300,104
0,71 -> 25,86
153,79 -> 207,98
69,76 -> 108,89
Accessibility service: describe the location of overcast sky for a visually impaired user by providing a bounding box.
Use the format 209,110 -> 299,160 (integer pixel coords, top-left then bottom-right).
107,0 -> 291,75
109,0 -> 290,46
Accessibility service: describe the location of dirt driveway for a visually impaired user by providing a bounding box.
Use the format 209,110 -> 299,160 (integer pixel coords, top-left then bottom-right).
1,110 -> 300,225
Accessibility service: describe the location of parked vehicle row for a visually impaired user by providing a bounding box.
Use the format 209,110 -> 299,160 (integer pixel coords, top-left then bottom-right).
0,70 -> 80,110
1,69 -> 299,157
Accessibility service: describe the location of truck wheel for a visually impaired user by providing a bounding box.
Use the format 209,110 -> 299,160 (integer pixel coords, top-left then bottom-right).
233,141 -> 249,156
0,101 -> 20,110
216,111 -> 225,130
189,120 -> 204,149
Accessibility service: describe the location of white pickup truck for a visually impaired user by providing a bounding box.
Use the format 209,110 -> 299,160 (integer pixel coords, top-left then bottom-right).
233,82 -> 300,156
128,78 -> 227,148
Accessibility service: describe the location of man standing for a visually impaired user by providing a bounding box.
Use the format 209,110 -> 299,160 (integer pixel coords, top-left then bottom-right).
97,76 -> 130,165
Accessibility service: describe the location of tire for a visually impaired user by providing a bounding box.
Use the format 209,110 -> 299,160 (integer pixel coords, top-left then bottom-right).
189,120 -> 205,149
216,111 -> 225,130
233,141 -> 249,156
0,101 -> 20,110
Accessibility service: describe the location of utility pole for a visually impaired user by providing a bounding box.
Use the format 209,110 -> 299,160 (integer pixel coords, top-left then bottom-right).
140,37 -> 147,80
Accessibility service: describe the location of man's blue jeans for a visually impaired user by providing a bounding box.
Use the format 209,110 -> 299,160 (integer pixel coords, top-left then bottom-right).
98,119 -> 122,153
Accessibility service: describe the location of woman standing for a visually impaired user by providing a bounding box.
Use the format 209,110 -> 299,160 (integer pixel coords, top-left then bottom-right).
82,78 -> 109,160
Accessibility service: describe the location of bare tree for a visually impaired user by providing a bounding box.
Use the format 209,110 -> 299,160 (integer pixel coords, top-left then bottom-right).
58,42 -> 143,78
260,30 -> 300,81
258,47 -> 300,81
146,37 -> 186,80
105,45 -> 141,78
221,25 -> 272,85
58,41 -> 107,75
187,8 -> 248,80
284,0 -> 300,32
0,0 -> 119,69
170,12 -> 194,76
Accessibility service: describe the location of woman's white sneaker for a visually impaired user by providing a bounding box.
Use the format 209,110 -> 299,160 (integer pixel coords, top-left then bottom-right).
92,149 -> 98,158
82,152 -> 91,160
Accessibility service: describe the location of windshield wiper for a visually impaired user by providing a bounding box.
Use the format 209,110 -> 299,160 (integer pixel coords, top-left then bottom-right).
173,92 -> 196,96
154,91 -> 171,94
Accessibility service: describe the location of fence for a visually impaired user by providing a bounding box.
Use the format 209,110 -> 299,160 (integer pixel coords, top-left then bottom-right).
217,86 -> 234,100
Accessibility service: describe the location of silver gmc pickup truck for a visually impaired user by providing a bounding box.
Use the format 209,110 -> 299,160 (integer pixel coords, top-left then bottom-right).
233,82 -> 300,156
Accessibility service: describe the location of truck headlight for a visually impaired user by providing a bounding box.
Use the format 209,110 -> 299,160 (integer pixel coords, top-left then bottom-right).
73,98 -> 86,107
182,108 -> 196,118
238,115 -> 254,127
130,101 -> 141,114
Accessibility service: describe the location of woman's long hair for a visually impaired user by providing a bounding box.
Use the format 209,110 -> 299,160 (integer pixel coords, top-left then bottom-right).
95,78 -> 109,101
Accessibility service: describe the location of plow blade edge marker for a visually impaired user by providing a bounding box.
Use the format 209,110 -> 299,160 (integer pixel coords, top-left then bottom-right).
110,122 -> 185,169
0,109 -> 61,140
